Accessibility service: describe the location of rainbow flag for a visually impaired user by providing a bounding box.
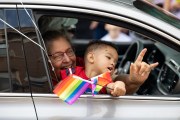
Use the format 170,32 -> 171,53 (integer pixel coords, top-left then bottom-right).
53,75 -> 90,105
91,72 -> 112,95
53,72 -> 112,104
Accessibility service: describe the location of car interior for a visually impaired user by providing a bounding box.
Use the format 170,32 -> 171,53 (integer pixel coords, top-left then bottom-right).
0,9 -> 179,96
36,15 -> 180,96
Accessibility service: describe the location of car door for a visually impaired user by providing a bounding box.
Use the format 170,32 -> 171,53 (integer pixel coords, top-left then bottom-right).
14,1 -> 180,119
0,6 -> 37,120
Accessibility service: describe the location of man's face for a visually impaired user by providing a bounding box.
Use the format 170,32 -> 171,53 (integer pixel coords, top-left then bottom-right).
48,37 -> 76,76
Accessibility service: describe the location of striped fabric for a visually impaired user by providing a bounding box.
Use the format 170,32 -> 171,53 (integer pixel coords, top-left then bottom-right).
53,72 -> 112,105
53,75 -> 90,105
91,72 -> 112,94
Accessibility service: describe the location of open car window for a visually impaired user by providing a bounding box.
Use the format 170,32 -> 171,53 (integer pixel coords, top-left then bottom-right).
0,1 -> 179,120
35,13 -> 180,96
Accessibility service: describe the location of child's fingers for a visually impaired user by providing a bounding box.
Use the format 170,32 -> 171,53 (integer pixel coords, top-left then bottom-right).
111,88 -> 126,96
111,91 -> 119,97
111,81 -> 126,96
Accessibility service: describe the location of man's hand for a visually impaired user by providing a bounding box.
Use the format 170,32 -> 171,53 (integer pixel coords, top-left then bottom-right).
113,48 -> 159,94
107,81 -> 126,97
130,48 -> 159,85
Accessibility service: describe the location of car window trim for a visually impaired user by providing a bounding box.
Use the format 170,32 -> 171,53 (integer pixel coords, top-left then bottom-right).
17,4 -> 179,52
31,93 -> 180,101
0,4 -> 16,8
17,4 -> 180,41
0,92 -> 31,97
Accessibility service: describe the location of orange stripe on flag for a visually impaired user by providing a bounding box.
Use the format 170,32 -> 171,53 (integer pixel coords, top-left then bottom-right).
54,75 -> 75,96
98,77 -> 110,86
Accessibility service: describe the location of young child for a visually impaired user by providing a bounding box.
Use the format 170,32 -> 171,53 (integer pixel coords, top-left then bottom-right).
60,41 -> 126,96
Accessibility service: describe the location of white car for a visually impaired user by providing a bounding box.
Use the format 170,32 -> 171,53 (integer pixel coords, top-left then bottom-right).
0,0 -> 180,120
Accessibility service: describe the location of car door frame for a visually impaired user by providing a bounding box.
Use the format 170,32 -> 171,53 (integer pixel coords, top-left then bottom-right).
14,3 -> 180,119
0,4 -> 37,120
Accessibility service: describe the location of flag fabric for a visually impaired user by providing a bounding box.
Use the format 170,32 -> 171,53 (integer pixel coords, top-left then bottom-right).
53,74 -> 90,105
53,72 -> 112,105
91,72 -> 112,95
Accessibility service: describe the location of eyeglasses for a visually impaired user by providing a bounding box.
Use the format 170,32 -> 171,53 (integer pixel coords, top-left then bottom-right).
49,48 -> 75,62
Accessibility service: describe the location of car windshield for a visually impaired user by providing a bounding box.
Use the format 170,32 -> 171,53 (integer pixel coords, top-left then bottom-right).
133,0 -> 180,29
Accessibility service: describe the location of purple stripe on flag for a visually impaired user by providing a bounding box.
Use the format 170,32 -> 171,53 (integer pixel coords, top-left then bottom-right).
67,83 -> 90,104
65,81 -> 87,103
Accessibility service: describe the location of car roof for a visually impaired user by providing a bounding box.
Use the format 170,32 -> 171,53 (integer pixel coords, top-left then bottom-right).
1,0 -> 180,40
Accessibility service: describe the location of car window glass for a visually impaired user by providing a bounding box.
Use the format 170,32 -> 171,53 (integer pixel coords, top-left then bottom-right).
18,9 -> 51,93
0,9 -> 31,92
0,9 -> 9,92
133,0 -> 180,29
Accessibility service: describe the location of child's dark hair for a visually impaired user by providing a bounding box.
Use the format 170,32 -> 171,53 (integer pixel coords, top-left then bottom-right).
42,30 -> 71,51
84,40 -> 118,58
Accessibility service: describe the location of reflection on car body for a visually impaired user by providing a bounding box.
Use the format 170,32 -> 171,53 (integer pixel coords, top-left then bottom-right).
0,0 -> 180,119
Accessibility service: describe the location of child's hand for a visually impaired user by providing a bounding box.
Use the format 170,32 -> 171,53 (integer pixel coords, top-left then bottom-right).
107,81 -> 126,97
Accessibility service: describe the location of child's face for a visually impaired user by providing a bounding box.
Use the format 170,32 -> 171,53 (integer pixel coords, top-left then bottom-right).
93,46 -> 118,75
48,37 -> 76,76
